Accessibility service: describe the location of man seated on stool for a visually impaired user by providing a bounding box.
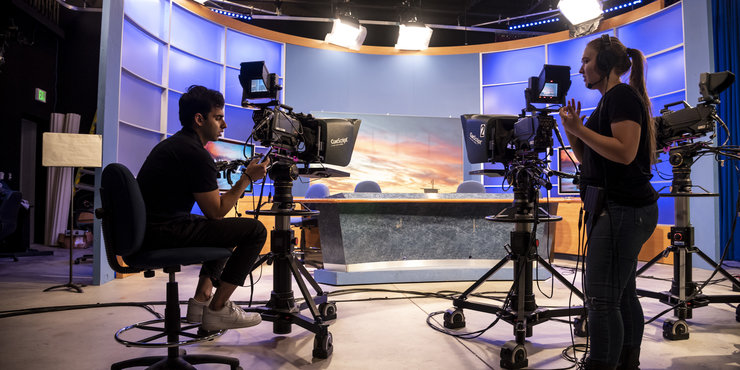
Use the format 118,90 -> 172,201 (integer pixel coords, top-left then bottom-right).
137,85 -> 270,332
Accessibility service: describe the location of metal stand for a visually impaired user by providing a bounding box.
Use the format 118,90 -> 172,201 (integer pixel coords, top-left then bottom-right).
444,168 -> 586,370
44,168 -> 84,293
636,145 -> 740,340
244,162 -> 336,359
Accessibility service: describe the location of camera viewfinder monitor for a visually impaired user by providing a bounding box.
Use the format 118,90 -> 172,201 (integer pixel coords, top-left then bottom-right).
239,61 -> 278,104
557,146 -> 580,194
205,139 -> 254,193
527,64 -> 572,105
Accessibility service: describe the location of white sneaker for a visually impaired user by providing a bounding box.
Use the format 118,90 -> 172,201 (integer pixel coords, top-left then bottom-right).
185,297 -> 210,323
201,301 -> 261,331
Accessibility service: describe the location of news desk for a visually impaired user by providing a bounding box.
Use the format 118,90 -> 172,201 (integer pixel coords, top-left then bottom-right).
302,193 -> 565,285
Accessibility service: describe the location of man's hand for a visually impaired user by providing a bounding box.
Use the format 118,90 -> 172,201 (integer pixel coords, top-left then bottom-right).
242,156 -> 270,183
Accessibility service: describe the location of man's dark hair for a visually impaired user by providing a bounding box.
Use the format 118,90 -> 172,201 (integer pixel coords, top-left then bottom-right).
179,85 -> 225,129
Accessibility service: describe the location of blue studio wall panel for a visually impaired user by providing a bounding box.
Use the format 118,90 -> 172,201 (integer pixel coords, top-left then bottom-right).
482,83 -> 528,115
170,4 -> 224,63
225,29 -> 283,71
121,21 -> 165,84
169,48 -> 223,92
617,4 -> 683,56
482,46 -> 546,85
119,71 -> 163,130
548,31 -> 611,75
167,90 -> 182,134
123,0 -> 169,41
118,123 -> 162,176
645,47 -> 686,97
223,105 -> 253,142
285,45 -> 479,117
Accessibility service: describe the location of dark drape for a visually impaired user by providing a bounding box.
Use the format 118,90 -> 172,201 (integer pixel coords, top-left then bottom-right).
712,0 -> 740,260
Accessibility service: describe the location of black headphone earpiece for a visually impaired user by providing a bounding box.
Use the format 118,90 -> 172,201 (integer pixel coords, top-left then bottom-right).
596,34 -> 616,76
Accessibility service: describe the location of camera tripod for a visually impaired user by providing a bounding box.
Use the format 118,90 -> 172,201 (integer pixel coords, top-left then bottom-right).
635,144 -> 740,339
443,167 -> 586,370
243,161 -> 336,358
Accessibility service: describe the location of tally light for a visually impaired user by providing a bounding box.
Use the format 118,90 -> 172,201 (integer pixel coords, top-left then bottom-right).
325,18 -> 367,50
558,0 -> 603,25
395,24 -> 433,51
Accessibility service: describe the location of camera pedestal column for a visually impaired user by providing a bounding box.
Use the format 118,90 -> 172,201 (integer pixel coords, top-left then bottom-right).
245,162 -> 336,359
635,145 -> 740,340
443,175 -> 587,370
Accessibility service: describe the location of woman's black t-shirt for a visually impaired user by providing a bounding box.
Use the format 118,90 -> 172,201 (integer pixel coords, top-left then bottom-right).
579,83 -> 659,207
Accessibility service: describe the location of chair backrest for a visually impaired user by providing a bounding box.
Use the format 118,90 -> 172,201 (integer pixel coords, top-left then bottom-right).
354,180 -> 381,193
456,180 -> 486,193
0,190 -> 21,239
99,163 -> 147,273
305,183 -> 330,199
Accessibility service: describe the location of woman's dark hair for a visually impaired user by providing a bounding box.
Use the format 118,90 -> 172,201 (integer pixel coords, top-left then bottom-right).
587,36 -> 656,160
178,85 -> 225,129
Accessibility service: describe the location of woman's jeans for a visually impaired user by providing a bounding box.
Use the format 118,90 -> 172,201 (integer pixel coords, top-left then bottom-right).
585,200 -> 658,366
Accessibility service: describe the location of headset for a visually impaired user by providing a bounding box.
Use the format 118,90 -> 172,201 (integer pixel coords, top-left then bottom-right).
596,34 -> 617,76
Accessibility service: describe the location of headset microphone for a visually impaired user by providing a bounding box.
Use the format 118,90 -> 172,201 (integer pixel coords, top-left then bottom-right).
587,76 -> 604,89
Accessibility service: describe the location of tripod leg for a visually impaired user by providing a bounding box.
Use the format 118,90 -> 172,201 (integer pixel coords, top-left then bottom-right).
636,247 -> 673,276
694,248 -> 740,290
458,254 -> 512,299
536,255 -> 584,300
287,257 -> 322,320
293,255 -> 325,295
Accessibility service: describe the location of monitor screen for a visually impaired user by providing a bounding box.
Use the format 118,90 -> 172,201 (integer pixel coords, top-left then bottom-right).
557,146 -> 580,194
205,139 -> 254,193
251,79 -> 267,93
540,82 -> 558,98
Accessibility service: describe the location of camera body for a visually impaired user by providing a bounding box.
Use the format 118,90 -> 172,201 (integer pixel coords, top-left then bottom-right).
240,61 -> 361,167
462,65 -> 570,165
654,71 -> 734,148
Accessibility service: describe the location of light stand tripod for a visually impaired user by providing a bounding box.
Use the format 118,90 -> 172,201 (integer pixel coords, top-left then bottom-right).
244,161 -> 337,358
635,143 -> 740,339
443,163 -> 587,370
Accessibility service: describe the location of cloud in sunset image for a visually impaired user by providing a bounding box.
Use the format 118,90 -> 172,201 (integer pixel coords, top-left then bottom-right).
310,113 -> 464,193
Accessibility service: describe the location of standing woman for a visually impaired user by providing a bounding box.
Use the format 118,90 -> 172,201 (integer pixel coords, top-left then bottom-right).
559,34 -> 659,369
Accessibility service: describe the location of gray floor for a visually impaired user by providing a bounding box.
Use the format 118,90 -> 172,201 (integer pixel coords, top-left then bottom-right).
1,245 -> 739,369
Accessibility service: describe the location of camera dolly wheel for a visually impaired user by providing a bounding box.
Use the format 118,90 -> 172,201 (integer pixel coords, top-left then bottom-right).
319,302 -> 337,321
443,308 -> 466,329
573,315 -> 588,337
662,319 -> 689,340
312,330 -> 333,359
500,341 -> 528,369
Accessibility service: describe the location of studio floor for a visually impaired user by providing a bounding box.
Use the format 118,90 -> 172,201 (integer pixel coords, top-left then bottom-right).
1,245 -> 739,370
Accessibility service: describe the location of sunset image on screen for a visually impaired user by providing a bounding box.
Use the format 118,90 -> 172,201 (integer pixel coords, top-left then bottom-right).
311,113 -> 464,194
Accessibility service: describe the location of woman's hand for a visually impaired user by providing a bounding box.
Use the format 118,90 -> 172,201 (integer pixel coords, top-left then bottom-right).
558,98 -> 586,136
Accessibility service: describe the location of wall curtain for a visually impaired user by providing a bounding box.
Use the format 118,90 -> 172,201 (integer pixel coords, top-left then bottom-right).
712,0 -> 740,260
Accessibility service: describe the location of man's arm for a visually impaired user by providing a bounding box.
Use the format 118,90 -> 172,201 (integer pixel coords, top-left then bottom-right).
193,157 -> 270,219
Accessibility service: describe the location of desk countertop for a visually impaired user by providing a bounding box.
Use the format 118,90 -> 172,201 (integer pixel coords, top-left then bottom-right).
301,193 -> 581,204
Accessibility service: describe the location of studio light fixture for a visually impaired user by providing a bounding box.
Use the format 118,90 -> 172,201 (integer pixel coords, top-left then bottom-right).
558,0 -> 603,25
325,14 -> 367,50
395,22 -> 433,50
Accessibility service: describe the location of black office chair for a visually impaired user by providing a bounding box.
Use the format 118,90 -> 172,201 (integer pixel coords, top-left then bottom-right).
98,163 -> 241,370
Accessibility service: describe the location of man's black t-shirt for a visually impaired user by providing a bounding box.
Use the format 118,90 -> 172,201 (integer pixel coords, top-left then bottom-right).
137,129 -> 218,223
579,83 -> 659,207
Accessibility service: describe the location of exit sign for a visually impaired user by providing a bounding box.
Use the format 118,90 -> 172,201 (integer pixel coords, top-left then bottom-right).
35,88 -> 47,103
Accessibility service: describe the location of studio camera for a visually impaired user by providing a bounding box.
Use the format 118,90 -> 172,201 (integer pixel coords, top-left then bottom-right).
461,65 -> 572,165
239,61 -> 361,167
654,71 -> 735,148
